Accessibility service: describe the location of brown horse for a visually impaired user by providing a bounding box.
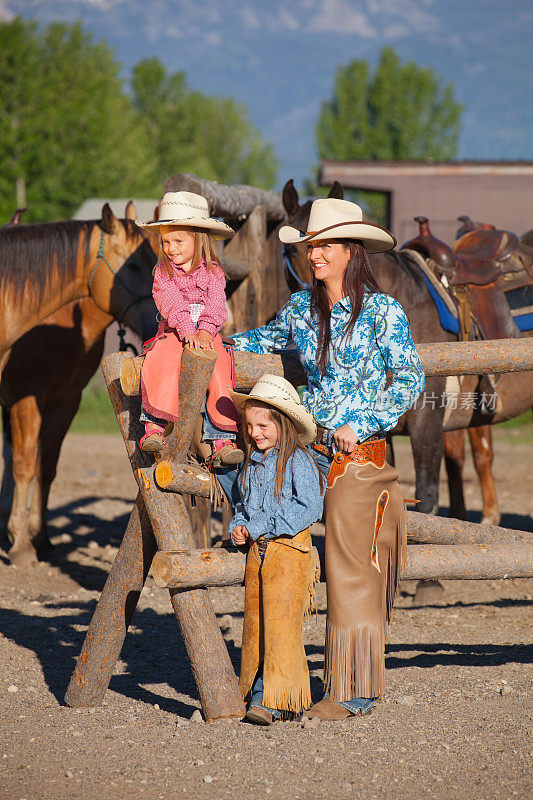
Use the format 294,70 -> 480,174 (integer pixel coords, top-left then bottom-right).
0,203 -> 157,566
0,203 -> 155,366
281,181 -> 533,521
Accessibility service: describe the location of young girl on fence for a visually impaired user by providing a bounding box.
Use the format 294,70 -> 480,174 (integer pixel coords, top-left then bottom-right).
229,374 -> 325,725
135,191 -> 243,464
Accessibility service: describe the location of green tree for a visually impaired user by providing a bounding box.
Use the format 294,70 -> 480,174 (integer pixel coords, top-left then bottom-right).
315,47 -> 463,222
132,58 -> 278,189
317,47 -> 462,161
0,18 -> 154,222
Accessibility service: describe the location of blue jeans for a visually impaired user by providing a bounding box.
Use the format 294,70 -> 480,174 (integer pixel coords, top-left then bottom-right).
250,673 -> 281,719
140,406 -> 235,441
202,410 -> 236,441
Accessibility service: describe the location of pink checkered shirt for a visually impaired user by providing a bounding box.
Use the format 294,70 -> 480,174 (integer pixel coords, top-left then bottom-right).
152,259 -> 228,338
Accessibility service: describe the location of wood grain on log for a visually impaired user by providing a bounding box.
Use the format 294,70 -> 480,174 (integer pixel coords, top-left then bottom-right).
151,539 -> 533,589
162,173 -> 285,222
154,460 -> 211,497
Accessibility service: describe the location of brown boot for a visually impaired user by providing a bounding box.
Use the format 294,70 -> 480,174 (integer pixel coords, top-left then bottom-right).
211,439 -> 244,466
307,698 -> 351,721
245,706 -> 274,726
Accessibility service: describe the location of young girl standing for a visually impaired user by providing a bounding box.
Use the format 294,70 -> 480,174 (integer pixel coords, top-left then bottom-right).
136,192 -> 243,463
229,374 -> 324,725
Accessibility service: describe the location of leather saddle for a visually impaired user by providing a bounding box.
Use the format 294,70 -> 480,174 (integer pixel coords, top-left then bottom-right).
402,216 -> 455,278
403,217 -> 533,341
452,227 -> 533,340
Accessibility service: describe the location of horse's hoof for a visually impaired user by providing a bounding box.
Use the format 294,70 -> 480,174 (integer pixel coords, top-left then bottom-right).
8,543 -> 38,568
412,579 -> 444,605
481,514 -> 501,527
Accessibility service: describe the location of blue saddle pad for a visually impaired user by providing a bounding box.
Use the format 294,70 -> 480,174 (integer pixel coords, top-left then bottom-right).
414,266 -> 460,335
505,285 -> 533,332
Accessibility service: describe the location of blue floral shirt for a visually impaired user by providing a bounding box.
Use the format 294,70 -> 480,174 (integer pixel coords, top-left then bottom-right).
232,290 -> 425,442
229,447 -> 324,542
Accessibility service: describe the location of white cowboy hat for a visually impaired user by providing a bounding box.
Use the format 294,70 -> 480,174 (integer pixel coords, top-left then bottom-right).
136,191 -> 235,239
279,198 -> 396,253
230,374 -> 317,446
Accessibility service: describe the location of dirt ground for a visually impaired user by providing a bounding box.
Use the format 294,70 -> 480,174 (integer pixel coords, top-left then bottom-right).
0,429 -> 531,800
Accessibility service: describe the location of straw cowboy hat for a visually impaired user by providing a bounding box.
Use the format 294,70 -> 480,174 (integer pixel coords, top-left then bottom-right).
230,374 -> 317,446
279,198 -> 396,253
136,191 -> 235,239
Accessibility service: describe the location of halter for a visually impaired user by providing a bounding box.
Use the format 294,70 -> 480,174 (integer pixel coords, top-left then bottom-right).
87,228 -> 152,354
282,244 -> 313,291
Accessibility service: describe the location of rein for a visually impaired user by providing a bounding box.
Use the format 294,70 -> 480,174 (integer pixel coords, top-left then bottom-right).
88,228 -> 152,355
282,245 -> 312,291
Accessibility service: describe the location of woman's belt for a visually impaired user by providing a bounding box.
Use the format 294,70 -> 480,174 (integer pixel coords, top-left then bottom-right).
326,439 -> 386,488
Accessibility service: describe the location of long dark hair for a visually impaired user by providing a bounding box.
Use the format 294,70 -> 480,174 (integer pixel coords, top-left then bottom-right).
240,400 -> 324,500
310,239 -> 379,374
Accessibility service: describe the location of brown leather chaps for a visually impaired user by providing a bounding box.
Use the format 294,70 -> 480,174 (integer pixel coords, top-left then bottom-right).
239,528 -> 318,714
324,455 -> 406,702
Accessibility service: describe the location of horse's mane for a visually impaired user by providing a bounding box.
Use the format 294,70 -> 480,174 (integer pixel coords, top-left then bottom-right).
0,220 -> 95,305
0,218 -> 140,306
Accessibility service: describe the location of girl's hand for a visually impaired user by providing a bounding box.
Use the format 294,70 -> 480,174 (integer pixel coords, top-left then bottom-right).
185,333 -> 201,349
232,526 -> 250,545
197,329 -> 214,350
333,424 -> 359,454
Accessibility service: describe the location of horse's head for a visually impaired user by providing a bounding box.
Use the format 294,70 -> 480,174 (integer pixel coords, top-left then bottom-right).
281,179 -> 344,292
88,202 -> 158,343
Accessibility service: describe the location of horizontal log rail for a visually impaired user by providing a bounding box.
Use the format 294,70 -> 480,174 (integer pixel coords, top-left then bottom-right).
119,338 -> 533,396
162,172 -> 285,222
151,539 -> 533,589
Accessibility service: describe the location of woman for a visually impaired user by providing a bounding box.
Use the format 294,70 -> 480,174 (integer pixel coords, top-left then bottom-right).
229,198 -> 425,720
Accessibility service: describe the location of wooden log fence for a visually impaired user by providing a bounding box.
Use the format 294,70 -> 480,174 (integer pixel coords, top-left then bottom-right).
119,338 -> 533,398
151,540 -> 533,590
66,338 -> 533,719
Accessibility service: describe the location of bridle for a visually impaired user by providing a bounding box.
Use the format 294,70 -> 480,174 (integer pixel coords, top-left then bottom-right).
282,244 -> 313,291
87,227 -> 153,354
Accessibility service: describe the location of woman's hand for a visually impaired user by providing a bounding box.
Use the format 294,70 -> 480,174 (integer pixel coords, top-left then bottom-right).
232,525 -> 250,545
333,424 -> 359,454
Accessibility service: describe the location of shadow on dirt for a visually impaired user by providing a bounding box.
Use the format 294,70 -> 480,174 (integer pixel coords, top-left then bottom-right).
385,641 -> 532,670
0,601 -> 242,717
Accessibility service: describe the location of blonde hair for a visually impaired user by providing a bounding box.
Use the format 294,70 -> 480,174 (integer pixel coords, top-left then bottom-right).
240,401 -> 324,501
158,226 -> 220,277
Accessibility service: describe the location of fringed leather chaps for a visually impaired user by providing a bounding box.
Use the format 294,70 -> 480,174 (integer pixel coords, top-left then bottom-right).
323,455 -> 406,702
239,528 -> 318,714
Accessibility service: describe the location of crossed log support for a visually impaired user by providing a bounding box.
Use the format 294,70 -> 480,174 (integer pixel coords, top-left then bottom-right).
65,338 -> 533,718
65,348 -> 245,719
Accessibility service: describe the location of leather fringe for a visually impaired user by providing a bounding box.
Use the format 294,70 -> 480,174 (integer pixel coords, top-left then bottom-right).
262,682 -> 311,716
324,502 -> 406,702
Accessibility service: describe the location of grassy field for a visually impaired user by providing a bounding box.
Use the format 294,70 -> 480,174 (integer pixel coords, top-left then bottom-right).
68,380 -> 533,440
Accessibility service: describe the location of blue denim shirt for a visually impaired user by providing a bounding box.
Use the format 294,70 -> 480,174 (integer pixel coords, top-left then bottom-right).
232,290 -> 425,442
229,447 -> 324,542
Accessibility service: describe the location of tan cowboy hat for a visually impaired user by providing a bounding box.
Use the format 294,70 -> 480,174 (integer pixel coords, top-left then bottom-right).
279,198 -> 395,253
136,191 -> 235,239
230,374 -> 316,446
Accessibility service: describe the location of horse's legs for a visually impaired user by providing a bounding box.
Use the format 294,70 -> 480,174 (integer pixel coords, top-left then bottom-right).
406,399 -> 444,515
0,407 -> 15,527
35,394 -> 82,551
7,397 -> 41,566
444,429 -> 467,520
468,425 -> 500,526
406,396 -> 446,604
